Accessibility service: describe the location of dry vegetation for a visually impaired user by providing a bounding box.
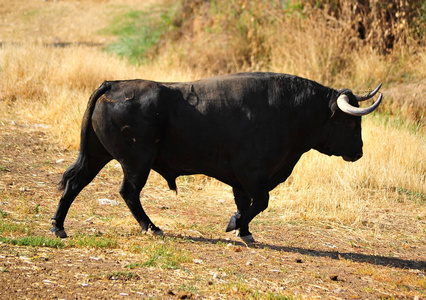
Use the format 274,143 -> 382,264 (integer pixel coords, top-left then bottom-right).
155,0 -> 426,81
0,0 -> 425,299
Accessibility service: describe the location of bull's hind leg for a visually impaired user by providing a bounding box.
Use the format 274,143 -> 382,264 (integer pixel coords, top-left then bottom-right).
51,156 -> 111,238
119,158 -> 163,235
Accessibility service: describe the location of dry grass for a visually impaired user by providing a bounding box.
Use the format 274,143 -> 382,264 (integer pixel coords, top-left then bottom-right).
0,42 -> 197,148
271,117 -> 426,226
158,0 -> 426,87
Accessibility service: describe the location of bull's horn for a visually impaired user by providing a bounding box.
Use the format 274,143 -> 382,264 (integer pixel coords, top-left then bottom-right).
337,93 -> 383,116
356,83 -> 382,101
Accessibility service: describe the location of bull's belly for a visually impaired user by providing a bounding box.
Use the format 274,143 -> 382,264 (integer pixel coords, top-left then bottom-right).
153,149 -> 241,189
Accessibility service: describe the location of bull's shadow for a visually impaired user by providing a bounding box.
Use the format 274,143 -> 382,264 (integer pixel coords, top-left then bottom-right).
169,234 -> 426,272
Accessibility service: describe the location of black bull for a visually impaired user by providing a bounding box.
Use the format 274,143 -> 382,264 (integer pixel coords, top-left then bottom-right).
50,72 -> 382,242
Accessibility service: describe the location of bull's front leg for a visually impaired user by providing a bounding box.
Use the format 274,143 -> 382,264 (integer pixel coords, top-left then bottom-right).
226,188 -> 269,243
226,188 -> 252,241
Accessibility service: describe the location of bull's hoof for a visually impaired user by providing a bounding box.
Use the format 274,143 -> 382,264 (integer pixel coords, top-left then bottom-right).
50,219 -> 67,238
239,234 -> 255,244
225,212 -> 241,232
141,226 -> 164,236
151,228 -> 164,236
50,227 -> 67,238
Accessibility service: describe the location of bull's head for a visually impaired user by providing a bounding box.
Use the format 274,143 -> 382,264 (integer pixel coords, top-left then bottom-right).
316,84 -> 383,162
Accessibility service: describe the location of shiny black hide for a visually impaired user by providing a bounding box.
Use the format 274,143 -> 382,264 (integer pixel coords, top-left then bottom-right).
51,72 -> 365,241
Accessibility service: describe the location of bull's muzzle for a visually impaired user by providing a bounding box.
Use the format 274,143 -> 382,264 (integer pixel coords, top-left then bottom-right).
343,152 -> 363,162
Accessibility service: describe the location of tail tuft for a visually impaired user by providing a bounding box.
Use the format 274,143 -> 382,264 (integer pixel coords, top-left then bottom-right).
58,155 -> 88,191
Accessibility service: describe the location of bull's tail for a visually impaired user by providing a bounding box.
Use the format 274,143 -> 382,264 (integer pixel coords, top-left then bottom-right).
58,81 -> 112,190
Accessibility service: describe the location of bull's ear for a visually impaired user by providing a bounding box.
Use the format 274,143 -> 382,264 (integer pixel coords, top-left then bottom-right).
329,98 -> 339,118
330,89 -> 351,118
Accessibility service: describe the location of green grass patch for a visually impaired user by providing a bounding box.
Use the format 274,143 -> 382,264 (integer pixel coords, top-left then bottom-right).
0,220 -> 32,235
103,3 -> 180,65
0,235 -> 64,248
68,234 -> 118,249
125,262 -> 143,269
129,240 -> 191,269
266,293 -> 296,300
178,283 -> 199,295
0,208 -> 8,218
266,293 -> 295,300
142,242 -> 190,269
375,112 -> 425,135
397,187 -> 426,203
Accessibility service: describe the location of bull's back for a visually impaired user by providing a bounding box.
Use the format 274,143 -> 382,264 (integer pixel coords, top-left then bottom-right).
156,74 -> 285,181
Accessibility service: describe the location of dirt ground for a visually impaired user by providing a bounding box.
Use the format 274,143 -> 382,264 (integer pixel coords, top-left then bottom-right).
0,117 -> 425,299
